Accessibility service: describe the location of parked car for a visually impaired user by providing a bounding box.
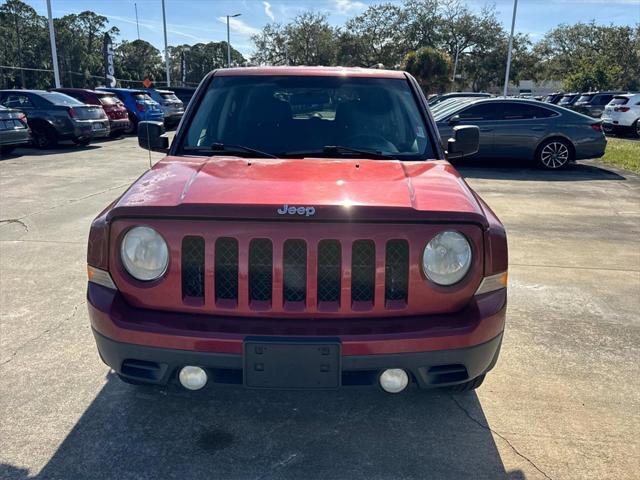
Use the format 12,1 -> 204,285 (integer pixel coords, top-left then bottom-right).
0,90 -> 109,148
571,91 -> 624,118
168,86 -> 196,106
96,87 -> 163,134
0,105 -> 31,154
556,93 -> 580,108
87,66 -> 508,394
601,93 -> 640,137
434,98 -> 607,169
52,88 -> 130,137
428,92 -> 491,107
543,92 -> 564,104
144,88 -> 184,127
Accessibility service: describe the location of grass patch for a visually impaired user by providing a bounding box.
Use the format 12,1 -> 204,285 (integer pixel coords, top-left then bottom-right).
599,137 -> 640,174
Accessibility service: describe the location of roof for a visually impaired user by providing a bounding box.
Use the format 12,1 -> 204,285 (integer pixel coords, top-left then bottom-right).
216,66 -> 406,79
97,87 -> 146,94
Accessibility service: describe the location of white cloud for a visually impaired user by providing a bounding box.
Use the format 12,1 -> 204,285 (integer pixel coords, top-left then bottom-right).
217,16 -> 260,36
332,0 -> 367,15
263,1 -> 275,21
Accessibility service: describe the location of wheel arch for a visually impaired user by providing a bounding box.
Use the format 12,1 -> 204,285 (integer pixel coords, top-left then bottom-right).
533,134 -> 576,162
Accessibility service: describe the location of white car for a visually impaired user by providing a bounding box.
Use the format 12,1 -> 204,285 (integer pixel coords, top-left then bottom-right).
601,93 -> 640,137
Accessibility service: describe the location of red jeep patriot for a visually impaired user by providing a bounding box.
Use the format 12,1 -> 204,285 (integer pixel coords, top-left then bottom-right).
87,67 -> 507,393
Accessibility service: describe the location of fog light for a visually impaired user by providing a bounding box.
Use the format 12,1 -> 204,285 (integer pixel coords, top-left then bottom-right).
179,366 -> 207,390
379,368 -> 409,393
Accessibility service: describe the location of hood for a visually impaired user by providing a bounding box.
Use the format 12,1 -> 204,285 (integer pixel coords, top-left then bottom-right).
109,156 -> 487,226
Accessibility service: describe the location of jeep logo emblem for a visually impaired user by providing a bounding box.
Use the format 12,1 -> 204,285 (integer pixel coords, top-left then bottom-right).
277,204 -> 316,217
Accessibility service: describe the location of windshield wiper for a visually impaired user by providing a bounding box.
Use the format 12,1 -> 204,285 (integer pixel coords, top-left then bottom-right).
183,143 -> 277,159
280,145 -> 396,160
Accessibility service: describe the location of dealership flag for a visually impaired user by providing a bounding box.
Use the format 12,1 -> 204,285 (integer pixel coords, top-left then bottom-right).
103,34 -> 116,87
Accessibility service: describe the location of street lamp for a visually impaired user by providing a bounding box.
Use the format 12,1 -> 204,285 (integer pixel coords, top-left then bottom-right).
503,0 -> 519,97
226,13 -> 241,68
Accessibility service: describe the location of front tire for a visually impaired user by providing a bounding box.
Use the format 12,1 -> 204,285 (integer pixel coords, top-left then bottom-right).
633,119 -> 640,138
536,138 -> 573,170
444,374 -> 486,394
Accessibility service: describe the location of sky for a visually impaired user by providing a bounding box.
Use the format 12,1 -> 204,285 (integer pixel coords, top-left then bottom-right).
23,0 -> 640,57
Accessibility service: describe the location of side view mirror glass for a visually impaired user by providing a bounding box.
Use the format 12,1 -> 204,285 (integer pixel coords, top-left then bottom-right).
138,121 -> 169,153
447,125 -> 480,159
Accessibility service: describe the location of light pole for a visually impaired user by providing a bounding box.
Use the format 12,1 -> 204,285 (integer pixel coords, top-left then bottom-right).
46,0 -> 61,87
134,3 -> 140,40
451,42 -> 460,92
161,0 -> 170,87
503,0 -> 518,97
226,13 -> 241,68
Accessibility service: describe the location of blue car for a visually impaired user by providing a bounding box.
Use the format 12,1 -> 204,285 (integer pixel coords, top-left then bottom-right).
96,87 -> 163,134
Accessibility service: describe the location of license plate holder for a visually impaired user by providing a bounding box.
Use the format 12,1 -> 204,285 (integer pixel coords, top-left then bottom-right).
244,338 -> 341,389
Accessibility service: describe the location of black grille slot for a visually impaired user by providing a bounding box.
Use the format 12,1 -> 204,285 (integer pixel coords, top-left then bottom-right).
351,240 -> 375,303
249,239 -> 273,302
385,240 -> 409,303
182,236 -> 205,298
283,240 -> 307,302
215,237 -> 238,301
317,240 -> 341,303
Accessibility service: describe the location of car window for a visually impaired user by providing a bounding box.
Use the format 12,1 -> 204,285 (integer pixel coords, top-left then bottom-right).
160,92 -> 180,102
456,103 -> 500,121
97,94 -> 119,106
609,97 -> 629,106
558,95 -> 576,104
133,93 -> 154,102
38,92 -> 84,106
1,94 -> 35,109
501,103 -> 557,120
182,75 -> 434,159
576,94 -> 594,103
594,94 -> 613,105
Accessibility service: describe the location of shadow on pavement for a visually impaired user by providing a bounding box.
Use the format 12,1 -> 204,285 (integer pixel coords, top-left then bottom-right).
1,144 -> 101,159
455,159 -> 626,181
1,371 -> 526,480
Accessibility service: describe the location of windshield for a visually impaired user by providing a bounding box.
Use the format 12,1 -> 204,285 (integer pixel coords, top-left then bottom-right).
558,95 -> 576,104
181,75 -> 434,159
133,93 -> 154,102
39,92 -> 84,106
160,92 -> 180,102
97,94 -> 119,106
609,97 -> 629,106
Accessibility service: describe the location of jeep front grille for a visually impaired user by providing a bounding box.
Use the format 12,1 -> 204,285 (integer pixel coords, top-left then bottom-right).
180,236 -> 411,312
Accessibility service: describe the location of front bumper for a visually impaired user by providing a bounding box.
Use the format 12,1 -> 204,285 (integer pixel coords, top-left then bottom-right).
88,283 -> 506,389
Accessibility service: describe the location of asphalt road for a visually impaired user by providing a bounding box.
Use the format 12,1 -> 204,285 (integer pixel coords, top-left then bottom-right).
1,137 -> 639,480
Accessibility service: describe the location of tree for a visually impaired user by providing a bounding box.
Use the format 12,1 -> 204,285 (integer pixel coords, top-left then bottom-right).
115,40 -> 163,86
563,57 -> 624,91
338,4 -> 408,68
251,23 -> 288,66
169,42 -> 245,85
404,47 -> 452,93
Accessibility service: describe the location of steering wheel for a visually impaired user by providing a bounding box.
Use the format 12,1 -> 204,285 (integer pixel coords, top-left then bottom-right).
343,134 -> 398,153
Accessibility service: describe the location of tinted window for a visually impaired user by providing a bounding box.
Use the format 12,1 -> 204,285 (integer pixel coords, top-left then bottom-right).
576,94 -> 594,103
133,93 -> 154,102
38,92 -> 84,106
609,97 -> 629,106
182,76 -> 433,158
558,95 -> 576,104
456,103 -> 500,121
160,92 -> 180,101
593,94 -> 614,105
97,94 -> 119,106
1,94 -> 34,109
501,103 -> 557,120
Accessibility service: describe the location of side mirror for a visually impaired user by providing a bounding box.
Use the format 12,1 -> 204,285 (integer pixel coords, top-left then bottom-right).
448,114 -> 461,125
447,125 -> 480,159
138,121 -> 169,153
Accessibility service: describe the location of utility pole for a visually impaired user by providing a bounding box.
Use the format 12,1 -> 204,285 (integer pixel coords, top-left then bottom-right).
134,3 -> 140,40
503,0 -> 518,97
451,43 -> 460,92
161,0 -> 170,87
46,0 -> 61,87
226,13 -> 241,68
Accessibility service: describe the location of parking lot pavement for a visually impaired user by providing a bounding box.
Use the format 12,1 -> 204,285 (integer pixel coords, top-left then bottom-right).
1,137 -> 638,480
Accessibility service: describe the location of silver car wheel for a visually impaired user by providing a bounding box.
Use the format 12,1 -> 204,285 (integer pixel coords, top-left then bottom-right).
540,141 -> 570,169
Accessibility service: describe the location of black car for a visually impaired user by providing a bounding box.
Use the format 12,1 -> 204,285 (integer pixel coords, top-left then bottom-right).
543,92 -> 565,104
167,87 -> 196,107
571,91 -> 625,118
0,105 -> 31,154
556,93 -> 580,108
434,98 -> 607,169
428,92 -> 491,107
0,90 -> 109,148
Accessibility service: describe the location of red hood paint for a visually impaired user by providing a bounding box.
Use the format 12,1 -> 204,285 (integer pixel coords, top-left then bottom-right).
108,156 -> 487,226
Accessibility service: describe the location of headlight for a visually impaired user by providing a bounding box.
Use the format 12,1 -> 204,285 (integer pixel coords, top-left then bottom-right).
422,231 -> 472,286
120,226 -> 169,281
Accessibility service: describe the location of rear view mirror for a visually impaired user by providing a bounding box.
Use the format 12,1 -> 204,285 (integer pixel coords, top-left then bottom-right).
447,125 -> 480,159
448,114 -> 461,125
138,121 -> 169,153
